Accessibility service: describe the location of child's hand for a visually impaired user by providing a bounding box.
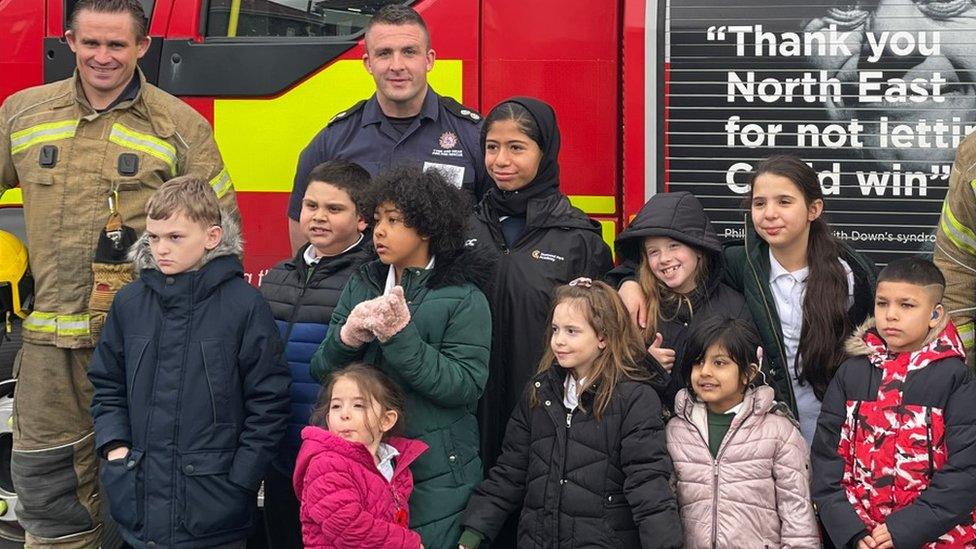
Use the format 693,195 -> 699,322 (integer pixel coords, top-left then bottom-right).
340,298 -> 380,348
871,524 -> 893,549
372,286 -> 411,342
648,333 -> 675,372
106,446 -> 130,461
857,535 -> 876,549
618,280 -> 647,329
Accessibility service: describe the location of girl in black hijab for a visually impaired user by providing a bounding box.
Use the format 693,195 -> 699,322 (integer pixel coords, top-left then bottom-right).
469,97 -> 613,469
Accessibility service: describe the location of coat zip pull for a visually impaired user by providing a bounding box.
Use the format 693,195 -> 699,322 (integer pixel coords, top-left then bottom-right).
926,406 -> 934,477
566,412 -> 572,428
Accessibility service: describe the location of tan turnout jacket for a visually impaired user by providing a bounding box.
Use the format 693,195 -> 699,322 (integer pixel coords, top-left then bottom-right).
0,70 -> 238,349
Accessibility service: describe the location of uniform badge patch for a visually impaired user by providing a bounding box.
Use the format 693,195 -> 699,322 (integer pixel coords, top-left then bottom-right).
439,131 -> 459,149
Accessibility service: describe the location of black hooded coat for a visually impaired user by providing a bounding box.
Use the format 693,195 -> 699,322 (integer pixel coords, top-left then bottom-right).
614,192 -> 754,409
468,97 -> 613,469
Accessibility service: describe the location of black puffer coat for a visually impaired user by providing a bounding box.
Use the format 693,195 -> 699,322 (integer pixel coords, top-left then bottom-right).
614,192 -> 753,408
470,193 -> 613,467
462,366 -> 681,549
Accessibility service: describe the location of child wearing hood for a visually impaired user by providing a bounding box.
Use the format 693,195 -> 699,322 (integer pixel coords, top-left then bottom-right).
614,191 -> 753,409
310,166 -> 492,549
813,257 -> 976,548
467,97 -> 613,471
88,176 -> 290,548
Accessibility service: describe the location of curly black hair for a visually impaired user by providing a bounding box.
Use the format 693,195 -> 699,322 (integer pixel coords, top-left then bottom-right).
366,165 -> 472,257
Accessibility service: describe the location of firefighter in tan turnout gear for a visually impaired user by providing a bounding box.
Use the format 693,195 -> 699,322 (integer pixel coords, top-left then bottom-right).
0,0 -> 238,545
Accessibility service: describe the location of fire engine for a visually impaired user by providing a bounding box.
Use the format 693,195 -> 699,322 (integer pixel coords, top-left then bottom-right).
0,0 -> 968,542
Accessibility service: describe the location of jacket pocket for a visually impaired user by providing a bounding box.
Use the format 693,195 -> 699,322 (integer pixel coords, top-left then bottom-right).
602,492 -> 638,546
200,340 -> 234,425
100,448 -> 145,532
124,337 -> 151,404
180,449 -> 253,537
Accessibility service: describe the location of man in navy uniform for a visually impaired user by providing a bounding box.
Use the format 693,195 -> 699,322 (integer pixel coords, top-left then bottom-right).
288,4 -> 487,250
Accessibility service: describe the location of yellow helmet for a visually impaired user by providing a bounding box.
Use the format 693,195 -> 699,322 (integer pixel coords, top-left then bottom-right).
0,231 -> 30,319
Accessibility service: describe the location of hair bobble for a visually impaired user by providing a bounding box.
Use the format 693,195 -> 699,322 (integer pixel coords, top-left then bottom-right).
568,277 -> 593,288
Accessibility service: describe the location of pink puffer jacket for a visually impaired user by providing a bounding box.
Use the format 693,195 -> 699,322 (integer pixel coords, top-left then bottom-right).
293,426 -> 428,548
666,386 -> 819,548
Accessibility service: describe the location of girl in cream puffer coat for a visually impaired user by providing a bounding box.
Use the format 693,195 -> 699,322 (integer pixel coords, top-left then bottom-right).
665,316 -> 819,549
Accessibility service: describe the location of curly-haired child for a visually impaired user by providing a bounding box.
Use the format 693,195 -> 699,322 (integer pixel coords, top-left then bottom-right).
310,166 -> 493,549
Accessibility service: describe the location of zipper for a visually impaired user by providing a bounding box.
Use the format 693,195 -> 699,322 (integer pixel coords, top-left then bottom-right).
709,404 -> 753,549
926,406 -> 934,477
742,216 -> 796,413
281,266 -> 313,345
554,409 -> 573,543
850,401 -> 862,479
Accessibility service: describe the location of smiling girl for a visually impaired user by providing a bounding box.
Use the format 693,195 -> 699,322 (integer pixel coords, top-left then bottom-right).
459,279 -> 680,549
614,191 -> 753,409
667,316 -> 818,548
467,97 -> 612,470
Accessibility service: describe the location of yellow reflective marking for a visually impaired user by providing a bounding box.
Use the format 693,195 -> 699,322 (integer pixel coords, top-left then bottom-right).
598,219 -> 617,261
109,124 -> 177,176
10,120 -> 78,155
213,59 -> 464,193
0,188 -> 22,206
23,312 -> 90,336
209,167 -> 233,198
940,201 -> 976,257
569,195 -> 615,215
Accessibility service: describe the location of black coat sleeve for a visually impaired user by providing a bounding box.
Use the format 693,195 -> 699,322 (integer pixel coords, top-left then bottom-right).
228,294 -> 292,492
605,259 -> 638,289
621,384 -> 682,549
811,360 -> 869,549
887,363 -> 976,548
462,387 -> 533,541
88,299 -> 132,455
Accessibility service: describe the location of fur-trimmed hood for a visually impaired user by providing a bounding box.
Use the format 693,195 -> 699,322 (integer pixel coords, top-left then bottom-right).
128,210 -> 244,273
844,314 -> 965,369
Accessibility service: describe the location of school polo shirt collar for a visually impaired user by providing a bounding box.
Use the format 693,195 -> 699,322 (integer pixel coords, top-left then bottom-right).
361,87 -> 440,128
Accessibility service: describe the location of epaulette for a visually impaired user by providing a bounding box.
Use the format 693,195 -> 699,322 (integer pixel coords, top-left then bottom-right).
327,100 -> 367,127
439,96 -> 481,123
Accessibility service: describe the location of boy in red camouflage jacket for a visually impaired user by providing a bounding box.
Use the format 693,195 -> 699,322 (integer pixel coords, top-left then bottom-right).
812,256 -> 976,549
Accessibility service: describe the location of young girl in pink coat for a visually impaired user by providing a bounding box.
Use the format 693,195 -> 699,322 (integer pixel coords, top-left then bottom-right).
293,362 -> 428,548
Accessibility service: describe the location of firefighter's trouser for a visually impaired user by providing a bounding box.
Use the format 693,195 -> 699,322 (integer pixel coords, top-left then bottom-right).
11,341 -> 100,548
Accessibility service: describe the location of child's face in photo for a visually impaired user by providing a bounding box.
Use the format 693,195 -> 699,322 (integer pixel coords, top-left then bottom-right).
373,201 -> 429,270
875,281 -> 942,353
750,173 -> 822,250
691,343 -> 751,413
484,118 -> 543,192
300,181 -> 365,257
644,236 -> 700,294
327,377 -> 396,457
145,211 -> 221,275
550,299 -> 605,380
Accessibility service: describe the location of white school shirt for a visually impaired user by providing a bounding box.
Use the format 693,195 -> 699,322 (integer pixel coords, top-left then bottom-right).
375,442 -> 400,482
383,256 -> 436,295
303,233 -> 365,266
564,375 -> 586,410
769,250 -> 853,444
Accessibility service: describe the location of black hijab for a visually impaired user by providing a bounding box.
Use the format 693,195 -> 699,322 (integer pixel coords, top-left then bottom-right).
481,97 -> 562,217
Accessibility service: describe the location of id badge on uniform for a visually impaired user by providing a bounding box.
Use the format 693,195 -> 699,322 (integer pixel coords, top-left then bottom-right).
423,162 -> 465,189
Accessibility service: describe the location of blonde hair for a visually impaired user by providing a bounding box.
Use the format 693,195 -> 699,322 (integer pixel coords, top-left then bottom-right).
532,281 -> 649,420
145,176 -> 221,227
636,241 -> 709,342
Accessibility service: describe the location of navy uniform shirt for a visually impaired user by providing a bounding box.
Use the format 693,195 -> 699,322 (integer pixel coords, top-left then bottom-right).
289,88 -> 488,219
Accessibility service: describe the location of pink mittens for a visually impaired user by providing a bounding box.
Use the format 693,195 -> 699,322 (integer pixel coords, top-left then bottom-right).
340,297 -> 380,347
372,286 -> 412,342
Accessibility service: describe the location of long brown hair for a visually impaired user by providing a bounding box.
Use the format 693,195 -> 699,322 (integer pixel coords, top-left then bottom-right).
750,155 -> 850,399
310,363 -> 407,441
532,281 -> 649,420
636,244 -> 710,342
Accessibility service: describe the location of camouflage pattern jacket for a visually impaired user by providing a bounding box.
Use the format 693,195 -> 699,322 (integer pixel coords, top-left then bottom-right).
812,317 -> 976,549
